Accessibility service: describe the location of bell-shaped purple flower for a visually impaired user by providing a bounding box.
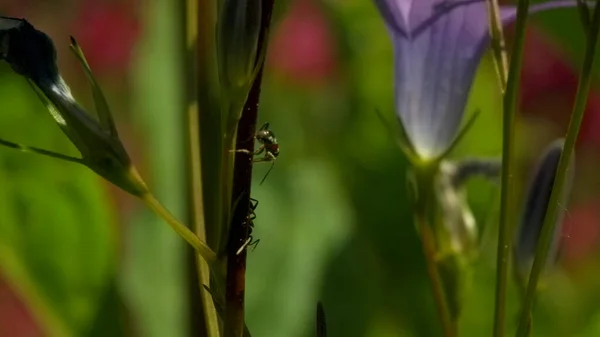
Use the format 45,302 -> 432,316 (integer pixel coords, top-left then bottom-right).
374,0 -> 577,159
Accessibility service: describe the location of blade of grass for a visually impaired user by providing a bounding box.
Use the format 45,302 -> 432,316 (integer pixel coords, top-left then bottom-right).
493,0 -> 531,335
515,3 -> 600,336
184,0 -> 221,335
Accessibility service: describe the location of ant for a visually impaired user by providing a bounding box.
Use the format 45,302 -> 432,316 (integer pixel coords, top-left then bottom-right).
236,197 -> 261,255
235,123 -> 279,185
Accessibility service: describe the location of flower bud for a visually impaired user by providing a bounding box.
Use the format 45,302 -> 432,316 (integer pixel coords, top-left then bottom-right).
0,16 -> 59,86
0,17 -> 147,196
514,139 -> 574,276
216,0 -> 262,97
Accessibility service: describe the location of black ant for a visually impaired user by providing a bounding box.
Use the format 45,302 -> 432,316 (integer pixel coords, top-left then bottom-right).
235,123 -> 279,184
236,197 -> 261,255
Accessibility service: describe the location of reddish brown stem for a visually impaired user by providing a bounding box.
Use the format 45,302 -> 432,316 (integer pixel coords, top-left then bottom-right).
223,1 -> 275,336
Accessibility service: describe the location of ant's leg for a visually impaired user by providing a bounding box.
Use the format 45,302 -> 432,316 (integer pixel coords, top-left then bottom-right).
252,152 -> 275,163
236,236 -> 252,255
254,146 -> 265,156
247,198 -> 258,221
232,149 -> 253,155
231,145 -> 265,156
250,197 -> 259,211
248,238 -> 260,252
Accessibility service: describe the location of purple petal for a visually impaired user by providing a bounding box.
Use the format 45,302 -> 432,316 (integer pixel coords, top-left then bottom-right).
375,0 -> 578,159
376,0 -> 490,158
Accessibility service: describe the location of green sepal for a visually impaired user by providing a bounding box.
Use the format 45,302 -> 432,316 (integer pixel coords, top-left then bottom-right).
68,36 -> 118,137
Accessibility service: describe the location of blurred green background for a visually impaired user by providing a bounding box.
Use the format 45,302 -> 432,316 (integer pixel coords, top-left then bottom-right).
1,0 -> 600,336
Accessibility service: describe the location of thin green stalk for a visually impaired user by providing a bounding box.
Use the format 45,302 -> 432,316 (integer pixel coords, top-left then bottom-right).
418,214 -> 457,337
185,0 -> 221,335
486,0 -> 509,91
493,0 -> 531,335
188,105 -> 221,337
515,4 -> 600,336
413,163 -> 456,337
142,193 -> 217,265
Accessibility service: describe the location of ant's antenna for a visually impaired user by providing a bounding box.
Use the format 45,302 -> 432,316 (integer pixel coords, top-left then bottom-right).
260,160 -> 276,185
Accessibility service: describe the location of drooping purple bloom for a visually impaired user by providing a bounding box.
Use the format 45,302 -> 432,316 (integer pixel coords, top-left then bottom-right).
514,139 -> 574,276
374,0 -> 578,159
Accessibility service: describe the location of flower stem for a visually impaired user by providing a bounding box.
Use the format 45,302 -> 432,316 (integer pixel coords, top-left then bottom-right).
486,0 -> 509,91
142,193 -> 217,265
413,162 -> 457,337
417,214 -> 457,337
223,1 -> 274,336
515,3 -> 600,336
493,0 -> 531,335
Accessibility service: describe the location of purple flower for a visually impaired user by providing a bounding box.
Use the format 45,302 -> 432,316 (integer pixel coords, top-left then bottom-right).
374,0 -> 577,159
514,139 -> 574,275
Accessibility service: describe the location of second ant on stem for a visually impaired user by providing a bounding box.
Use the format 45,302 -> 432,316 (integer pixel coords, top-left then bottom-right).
236,197 -> 260,255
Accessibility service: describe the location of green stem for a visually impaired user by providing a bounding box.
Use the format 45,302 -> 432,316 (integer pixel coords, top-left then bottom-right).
486,0 -> 509,91
414,163 -> 456,337
418,214 -> 457,337
188,104 -> 221,337
185,0 -> 221,334
515,4 -> 600,336
493,0 -> 531,335
142,193 -> 217,265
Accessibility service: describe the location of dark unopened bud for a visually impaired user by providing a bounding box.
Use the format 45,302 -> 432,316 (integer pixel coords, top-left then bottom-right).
514,139 -> 574,276
216,0 -> 262,98
0,17 -> 147,196
0,16 -> 59,86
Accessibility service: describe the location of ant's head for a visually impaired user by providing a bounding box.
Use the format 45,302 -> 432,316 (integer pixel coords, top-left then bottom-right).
256,123 -> 277,145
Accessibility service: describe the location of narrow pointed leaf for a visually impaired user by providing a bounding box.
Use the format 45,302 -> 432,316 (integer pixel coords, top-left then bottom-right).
0,137 -> 83,164
68,36 -> 118,137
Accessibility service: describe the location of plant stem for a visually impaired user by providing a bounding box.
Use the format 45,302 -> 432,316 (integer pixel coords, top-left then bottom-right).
418,214 -> 457,337
486,0 -> 509,91
223,1 -> 274,336
142,193 -> 217,265
515,4 -> 600,336
188,107 -> 220,337
184,0 -> 221,335
413,163 -> 456,337
493,0 -> 531,335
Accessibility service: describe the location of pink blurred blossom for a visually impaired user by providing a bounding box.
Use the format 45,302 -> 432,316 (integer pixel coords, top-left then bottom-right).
269,0 -> 337,85
71,1 -> 141,73
519,28 -> 600,148
560,200 -> 600,264
0,278 -> 41,337
518,28 -> 600,264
